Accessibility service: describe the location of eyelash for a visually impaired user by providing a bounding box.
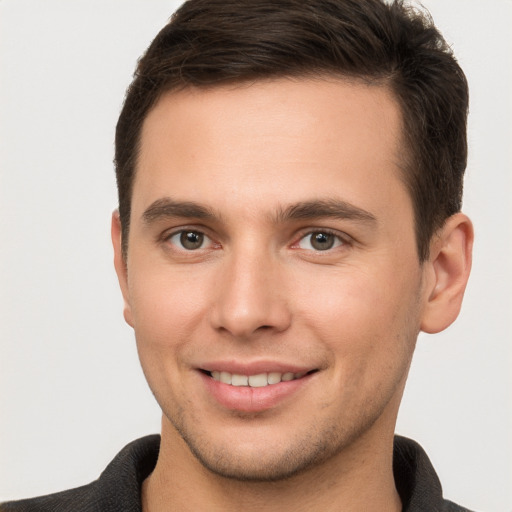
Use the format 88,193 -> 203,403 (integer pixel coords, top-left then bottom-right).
291,229 -> 349,252
161,227 -> 350,253
163,228 -> 218,252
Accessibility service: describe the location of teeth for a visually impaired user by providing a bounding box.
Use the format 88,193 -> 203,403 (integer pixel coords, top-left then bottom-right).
220,371 -> 232,384
231,374 -> 248,386
267,372 -> 282,385
209,371 -> 307,387
248,373 -> 267,387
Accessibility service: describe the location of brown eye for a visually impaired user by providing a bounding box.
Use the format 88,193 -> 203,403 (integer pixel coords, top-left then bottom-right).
310,232 -> 335,250
298,231 -> 343,251
180,231 -> 204,250
168,230 -> 209,250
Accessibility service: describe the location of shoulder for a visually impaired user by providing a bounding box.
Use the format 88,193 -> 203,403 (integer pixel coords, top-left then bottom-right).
443,500 -> 477,512
393,436 -> 476,512
1,435 -> 160,512
1,484 -> 96,512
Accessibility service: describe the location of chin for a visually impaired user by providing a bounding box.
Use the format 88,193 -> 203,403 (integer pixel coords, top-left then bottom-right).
167,410 -> 374,483
185,437 -> 334,482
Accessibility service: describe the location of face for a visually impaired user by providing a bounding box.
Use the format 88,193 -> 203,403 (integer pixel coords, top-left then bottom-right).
114,78 -> 432,481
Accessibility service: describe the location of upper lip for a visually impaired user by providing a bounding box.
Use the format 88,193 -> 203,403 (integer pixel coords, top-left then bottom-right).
197,360 -> 317,375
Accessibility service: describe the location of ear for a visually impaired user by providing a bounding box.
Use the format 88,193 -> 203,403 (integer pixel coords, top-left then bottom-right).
111,210 -> 134,327
420,213 -> 474,334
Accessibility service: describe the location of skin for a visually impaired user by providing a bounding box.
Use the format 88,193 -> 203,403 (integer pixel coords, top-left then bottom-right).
112,78 -> 473,511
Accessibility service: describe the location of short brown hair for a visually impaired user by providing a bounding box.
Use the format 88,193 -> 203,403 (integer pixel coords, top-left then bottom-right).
115,0 -> 469,260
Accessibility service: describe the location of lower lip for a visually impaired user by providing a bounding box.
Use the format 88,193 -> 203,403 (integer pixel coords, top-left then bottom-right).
200,372 -> 313,413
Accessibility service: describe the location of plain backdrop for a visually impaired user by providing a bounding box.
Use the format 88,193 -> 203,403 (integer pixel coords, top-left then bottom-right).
1,1 -> 511,510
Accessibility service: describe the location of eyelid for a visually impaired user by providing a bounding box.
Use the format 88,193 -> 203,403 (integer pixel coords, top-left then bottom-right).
158,224 -> 352,252
290,227 -> 352,250
160,226 -> 220,250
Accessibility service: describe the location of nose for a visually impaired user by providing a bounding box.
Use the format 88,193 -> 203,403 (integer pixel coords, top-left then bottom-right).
210,247 -> 292,339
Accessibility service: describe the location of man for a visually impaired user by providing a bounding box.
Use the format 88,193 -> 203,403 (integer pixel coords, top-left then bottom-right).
2,0 -> 475,510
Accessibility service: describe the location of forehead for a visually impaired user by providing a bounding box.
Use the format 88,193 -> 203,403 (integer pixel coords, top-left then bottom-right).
134,78 -> 408,219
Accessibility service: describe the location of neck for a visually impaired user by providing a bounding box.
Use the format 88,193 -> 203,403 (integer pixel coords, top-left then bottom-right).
142,419 -> 402,512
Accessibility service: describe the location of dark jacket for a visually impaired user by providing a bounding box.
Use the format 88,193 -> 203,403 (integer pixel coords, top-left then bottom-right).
1,435 -> 474,511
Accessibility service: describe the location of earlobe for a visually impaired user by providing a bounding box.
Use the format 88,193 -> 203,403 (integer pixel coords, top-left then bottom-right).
420,213 -> 474,334
111,210 -> 134,327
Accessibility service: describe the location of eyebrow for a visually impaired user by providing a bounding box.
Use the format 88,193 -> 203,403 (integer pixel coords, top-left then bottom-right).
141,197 -> 377,226
142,198 -> 217,224
274,199 -> 377,224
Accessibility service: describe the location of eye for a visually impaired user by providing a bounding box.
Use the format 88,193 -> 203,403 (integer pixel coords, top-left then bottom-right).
297,231 -> 344,251
168,230 -> 212,250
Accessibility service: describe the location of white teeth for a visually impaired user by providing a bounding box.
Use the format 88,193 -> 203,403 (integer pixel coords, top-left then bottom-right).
231,374 -> 248,386
267,372 -> 282,385
248,373 -> 268,387
220,371 -> 232,384
209,370 -> 308,387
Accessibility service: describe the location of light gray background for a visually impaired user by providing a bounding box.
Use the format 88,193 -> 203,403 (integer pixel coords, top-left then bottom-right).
1,1 -> 511,510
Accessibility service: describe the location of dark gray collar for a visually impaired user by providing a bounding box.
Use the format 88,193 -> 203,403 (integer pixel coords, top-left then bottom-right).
1,434 -> 474,511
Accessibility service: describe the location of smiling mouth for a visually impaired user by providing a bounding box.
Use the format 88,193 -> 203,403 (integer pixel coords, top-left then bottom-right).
203,370 -> 318,388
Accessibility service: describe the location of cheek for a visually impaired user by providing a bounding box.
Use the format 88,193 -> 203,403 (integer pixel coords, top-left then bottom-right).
127,271 -> 205,408
129,257 -> 207,318
295,263 -> 421,360
127,265 -> 211,363
297,266 -> 392,323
